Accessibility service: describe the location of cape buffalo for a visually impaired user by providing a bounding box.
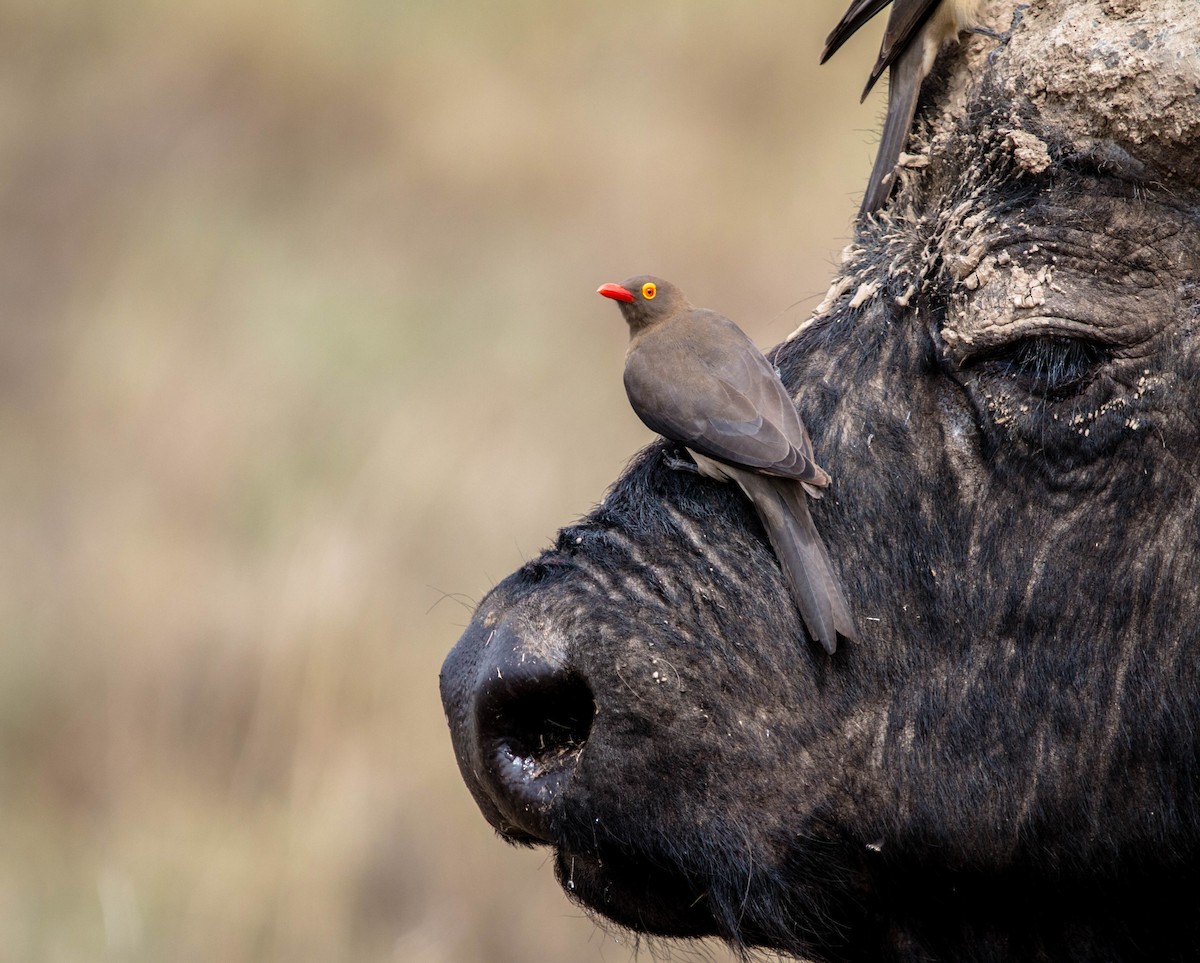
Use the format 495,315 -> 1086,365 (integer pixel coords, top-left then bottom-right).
440,2 -> 1200,959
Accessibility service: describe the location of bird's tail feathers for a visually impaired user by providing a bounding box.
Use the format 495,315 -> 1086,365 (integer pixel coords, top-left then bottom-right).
735,471 -> 856,654
781,482 -> 857,646
861,37 -> 925,216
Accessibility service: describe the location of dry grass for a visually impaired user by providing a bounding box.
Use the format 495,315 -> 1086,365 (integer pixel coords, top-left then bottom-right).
0,0 -> 880,959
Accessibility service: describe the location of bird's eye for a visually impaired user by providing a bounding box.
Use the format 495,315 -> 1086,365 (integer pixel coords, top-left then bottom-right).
641,282 -> 656,300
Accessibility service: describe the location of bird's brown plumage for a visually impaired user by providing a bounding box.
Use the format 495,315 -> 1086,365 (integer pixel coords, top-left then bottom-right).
599,275 -> 855,653
821,0 -> 986,215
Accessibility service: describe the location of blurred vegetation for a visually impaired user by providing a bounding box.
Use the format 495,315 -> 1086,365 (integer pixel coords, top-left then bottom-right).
0,0 -> 882,959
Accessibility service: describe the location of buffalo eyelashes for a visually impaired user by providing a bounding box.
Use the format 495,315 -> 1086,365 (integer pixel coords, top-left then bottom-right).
641,282 -> 656,300
973,335 -> 1108,398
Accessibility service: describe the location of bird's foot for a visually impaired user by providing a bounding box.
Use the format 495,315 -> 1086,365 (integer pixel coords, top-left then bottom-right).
661,450 -> 699,475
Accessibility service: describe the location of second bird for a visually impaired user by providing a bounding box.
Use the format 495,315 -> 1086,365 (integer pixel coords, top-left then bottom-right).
821,0 -> 986,216
598,275 -> 855,654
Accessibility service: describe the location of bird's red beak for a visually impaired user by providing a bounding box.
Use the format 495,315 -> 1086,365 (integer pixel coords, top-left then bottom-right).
597,283 -> 634,303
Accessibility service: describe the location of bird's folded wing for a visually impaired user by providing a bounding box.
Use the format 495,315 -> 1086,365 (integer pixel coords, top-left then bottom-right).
624,345 -> 823,485
821,0 -> 892,64
821,0 -> 942,99
869,0 -> 940,89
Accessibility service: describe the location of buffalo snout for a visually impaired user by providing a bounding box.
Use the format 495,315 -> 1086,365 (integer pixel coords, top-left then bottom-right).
440,613 -> 595,845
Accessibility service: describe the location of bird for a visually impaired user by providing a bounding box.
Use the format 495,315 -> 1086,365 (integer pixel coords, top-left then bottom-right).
598,275 -> 856,654
820,0 -> 987,216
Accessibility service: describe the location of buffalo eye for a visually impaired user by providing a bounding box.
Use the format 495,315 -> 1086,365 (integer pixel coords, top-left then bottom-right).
971,335 -> 1109,399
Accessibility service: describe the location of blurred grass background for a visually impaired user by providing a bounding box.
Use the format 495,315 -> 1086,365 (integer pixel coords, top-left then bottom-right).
0,0 -> 883,959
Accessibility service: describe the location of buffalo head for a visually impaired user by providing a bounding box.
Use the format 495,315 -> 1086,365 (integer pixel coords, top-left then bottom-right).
441,3 -> 1200,959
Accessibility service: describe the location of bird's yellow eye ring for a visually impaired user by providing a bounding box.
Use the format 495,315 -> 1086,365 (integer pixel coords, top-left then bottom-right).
641,282 -> 657,300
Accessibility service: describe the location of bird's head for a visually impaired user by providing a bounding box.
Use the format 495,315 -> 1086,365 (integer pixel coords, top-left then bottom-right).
597,275 -> 688,334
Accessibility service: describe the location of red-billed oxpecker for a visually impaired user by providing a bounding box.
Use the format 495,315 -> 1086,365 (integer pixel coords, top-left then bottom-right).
821,0 -> 987,215
598,275 -> 855,654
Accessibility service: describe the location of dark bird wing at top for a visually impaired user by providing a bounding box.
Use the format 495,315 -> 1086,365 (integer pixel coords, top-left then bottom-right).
821,0 -> 942,100
820,0 -> 984,214
820,0 -> 889,64
623,310 -> 829,489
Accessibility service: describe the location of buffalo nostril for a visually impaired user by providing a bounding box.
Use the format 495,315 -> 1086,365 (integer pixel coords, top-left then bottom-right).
484,671 -> 595,769
475,663 -> 595,842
